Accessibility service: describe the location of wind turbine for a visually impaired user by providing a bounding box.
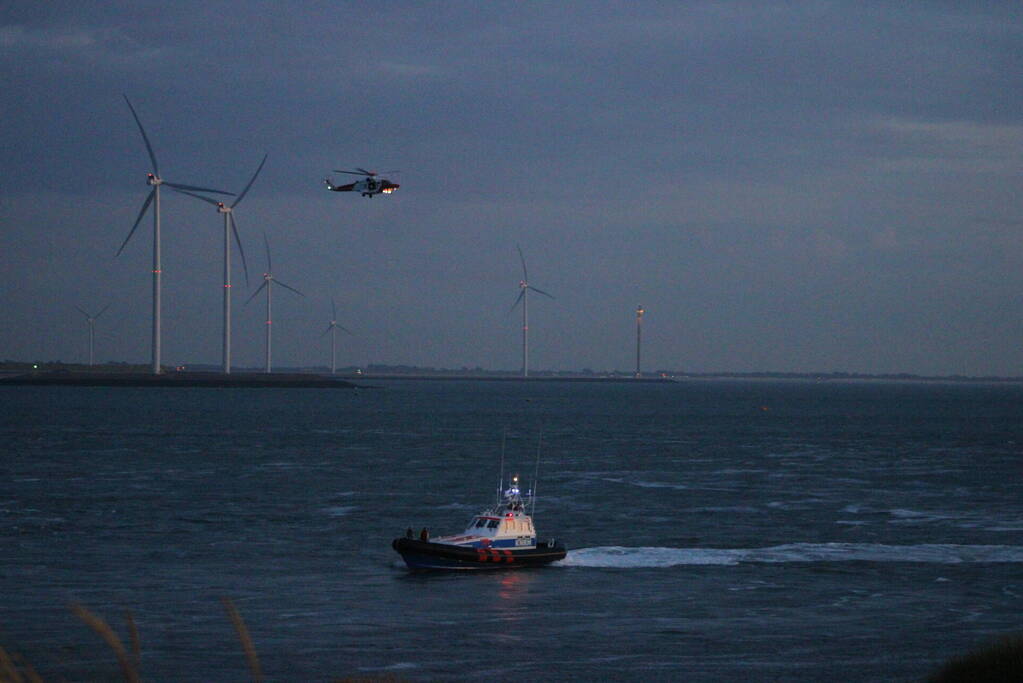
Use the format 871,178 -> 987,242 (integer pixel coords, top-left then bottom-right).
635,304 -> 645,378
117,95 -> 233,374
172,154 -> 268,374
321,297 -> 353,374
246,233 -> 305,373
75,304 -> 110,367
510,244 -> 554,378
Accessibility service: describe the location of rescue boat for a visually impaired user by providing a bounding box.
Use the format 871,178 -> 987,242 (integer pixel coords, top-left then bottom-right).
392,474 -> 566,570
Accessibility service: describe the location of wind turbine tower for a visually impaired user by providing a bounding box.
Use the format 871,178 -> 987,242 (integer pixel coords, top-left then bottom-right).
174,154 -> 268,373
635,304 -> 645,378
322,298 -> 353,374
118,96 -> 233,374
247,233 -> 305,373
511,245 -> 555,378
75,304 -> 110,367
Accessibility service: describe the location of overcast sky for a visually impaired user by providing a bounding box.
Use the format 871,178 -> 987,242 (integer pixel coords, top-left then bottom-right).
2,2 -> 1022,375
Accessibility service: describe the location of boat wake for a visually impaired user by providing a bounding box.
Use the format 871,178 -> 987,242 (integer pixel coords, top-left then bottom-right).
558,543 -> 1023,568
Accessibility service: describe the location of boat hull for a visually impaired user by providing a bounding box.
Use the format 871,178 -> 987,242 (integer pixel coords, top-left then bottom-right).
392,537 -> 566,570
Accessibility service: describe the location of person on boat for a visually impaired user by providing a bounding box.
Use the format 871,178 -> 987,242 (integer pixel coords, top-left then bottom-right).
406,527 -> 413,539
420,528 -> 429,541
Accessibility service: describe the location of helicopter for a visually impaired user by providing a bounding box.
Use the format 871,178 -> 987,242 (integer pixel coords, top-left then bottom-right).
324,168 -> 399,197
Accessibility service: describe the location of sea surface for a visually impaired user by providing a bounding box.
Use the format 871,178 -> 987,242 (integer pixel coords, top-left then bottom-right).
2,379 -> 1022,681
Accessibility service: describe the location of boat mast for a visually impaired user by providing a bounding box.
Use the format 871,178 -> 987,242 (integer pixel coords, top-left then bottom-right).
497,428 -> 507,505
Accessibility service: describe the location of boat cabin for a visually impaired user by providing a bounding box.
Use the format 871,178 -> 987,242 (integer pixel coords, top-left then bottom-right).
465,508 -> 536,540
433,476 -> 538,549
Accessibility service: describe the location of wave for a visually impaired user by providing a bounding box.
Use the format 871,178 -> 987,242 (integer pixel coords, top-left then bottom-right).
557,543 -> 1023,568
324,505 -> 357,517
599,477 -> 690,491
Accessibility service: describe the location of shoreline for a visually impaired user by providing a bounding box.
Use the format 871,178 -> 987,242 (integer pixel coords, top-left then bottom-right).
0,371 -> 359,388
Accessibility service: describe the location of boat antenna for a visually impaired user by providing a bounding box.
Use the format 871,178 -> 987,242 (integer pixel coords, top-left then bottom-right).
530,429 -> 543,517
497,427 -> 507,505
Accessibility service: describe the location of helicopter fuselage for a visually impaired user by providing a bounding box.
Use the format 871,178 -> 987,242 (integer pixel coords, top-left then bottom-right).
324,176 -> 399,197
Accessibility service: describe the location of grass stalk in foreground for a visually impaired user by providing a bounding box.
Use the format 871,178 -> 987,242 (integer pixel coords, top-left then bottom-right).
222,597 -> 264,683
70,603 -> 140,683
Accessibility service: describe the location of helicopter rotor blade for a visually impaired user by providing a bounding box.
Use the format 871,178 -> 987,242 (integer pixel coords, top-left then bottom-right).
123,95 -> 159,175
355,167 -> 376,176
117,188 -> 155,256
231,153 -> 267,209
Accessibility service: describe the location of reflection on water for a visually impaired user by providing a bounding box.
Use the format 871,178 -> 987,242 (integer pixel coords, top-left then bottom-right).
497,570 -> 531,604
493,570 -> 532,642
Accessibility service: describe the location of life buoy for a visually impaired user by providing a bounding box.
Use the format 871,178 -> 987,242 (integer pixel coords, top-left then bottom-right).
480,538 -> 491,548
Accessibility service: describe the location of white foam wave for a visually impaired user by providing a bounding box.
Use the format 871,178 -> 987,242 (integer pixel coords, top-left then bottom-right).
600,477 -> 689,491
557,543 -> 1023,568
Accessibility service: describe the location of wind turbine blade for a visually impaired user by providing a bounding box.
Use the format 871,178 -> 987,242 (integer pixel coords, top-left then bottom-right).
263,232 -> 272,273
75,304 -> 90,318
231,153 -> 267,208
170,187 -> 222,206
274,279 -> 305,297
528,285 -> 555,300
331,297 -> 337,320
123,95 -> 159,174
117,188 -> 155,256
245,281 -> 267,305
510,289 -> 525,312
163,181 -> 234,196
230,213 -> 250,288
516,244 -> 528,281
96,303 -> 111,319
339,325 -> 354,335
321,325 -> 333,337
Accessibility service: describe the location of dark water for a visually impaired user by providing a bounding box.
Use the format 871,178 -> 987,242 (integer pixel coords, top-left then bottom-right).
2,379 -> 1022,681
